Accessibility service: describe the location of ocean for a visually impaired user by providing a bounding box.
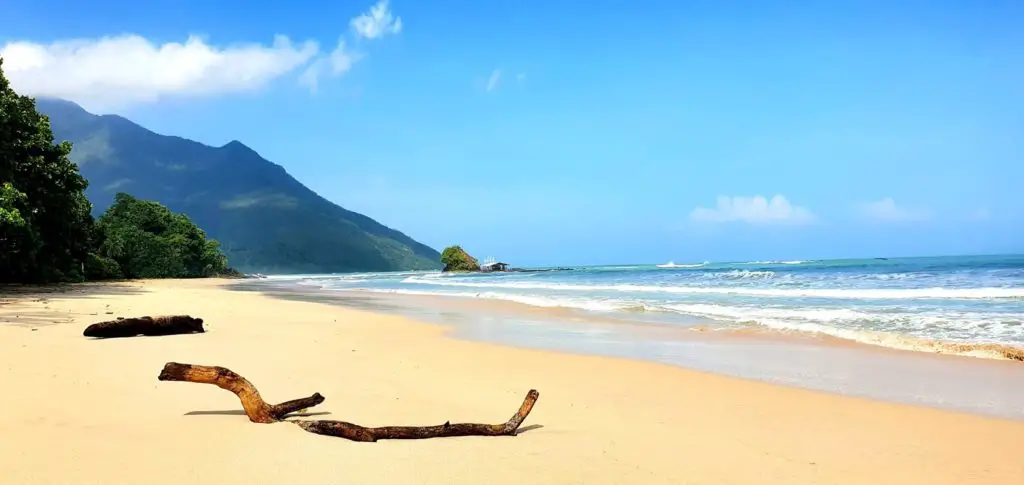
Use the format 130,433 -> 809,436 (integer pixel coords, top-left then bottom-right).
265,254 -> 1024,357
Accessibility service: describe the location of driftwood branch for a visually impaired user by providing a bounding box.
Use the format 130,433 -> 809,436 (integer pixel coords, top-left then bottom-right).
296,389 -> 540,442
84,315 -> 205,338
156,362 -> 540,441
157,362 -> 325,423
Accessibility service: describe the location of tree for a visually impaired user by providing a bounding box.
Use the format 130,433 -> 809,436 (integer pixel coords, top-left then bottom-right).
93,193 -> 229,279
2,56 -> 231,283
440,245 -> 480,272
0,58 -> 94,282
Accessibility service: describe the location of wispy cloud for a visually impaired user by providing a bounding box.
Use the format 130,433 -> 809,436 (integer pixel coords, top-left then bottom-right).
299,39 -> 361,92
690,195 -> 815,225
856,198 -> 932,222
0,1 -> 400,110
517,72 -> 527,83
485,69 -> 502,92
350,0 -> 403,40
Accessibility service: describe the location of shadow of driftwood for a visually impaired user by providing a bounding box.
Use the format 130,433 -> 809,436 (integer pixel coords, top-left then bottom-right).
185,409 -> 332,418
515,424 -> 544,434
185,409 -> 248,416
284,411 -> 332,418
85,332 -> 206,341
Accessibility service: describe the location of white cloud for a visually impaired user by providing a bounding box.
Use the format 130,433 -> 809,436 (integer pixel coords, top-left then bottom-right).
690,195 -> 815,225
1,35 -> 318,110
299,39 -> 360,92
857,198 -> 932,222
0,1 -> 402,110
350,0 -> 403,40
485,69 -> 501,92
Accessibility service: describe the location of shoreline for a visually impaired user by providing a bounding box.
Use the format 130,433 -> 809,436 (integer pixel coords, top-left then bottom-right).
255,276 -> 1024,363
233,281 -> 1024,420
3,279 -> 1023,484
269,256 -> 1024,366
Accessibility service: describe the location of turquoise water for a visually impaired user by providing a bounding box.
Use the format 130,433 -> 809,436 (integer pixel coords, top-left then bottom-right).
267,255 -> 1024,350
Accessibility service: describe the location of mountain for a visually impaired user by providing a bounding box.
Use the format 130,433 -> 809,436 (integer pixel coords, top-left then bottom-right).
35,98 -> 442,274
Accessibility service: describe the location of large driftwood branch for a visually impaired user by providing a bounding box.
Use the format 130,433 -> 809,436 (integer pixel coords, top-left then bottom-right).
84,315 -> 205,338
156,362 -> 540,441
157,362 -> 325,423
296,389 -> 540,442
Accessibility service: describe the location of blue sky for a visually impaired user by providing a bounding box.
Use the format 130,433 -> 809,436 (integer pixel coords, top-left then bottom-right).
1,0 -> 1022,266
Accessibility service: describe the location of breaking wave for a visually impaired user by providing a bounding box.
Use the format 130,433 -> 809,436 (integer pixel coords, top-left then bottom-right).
398,277 -> 1024,300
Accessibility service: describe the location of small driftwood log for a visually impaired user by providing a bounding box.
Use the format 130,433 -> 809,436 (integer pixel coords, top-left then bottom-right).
296,389 -> 540,442
156,362 -> 540,441
84,315 -> 205,339
157,362 -> 325,423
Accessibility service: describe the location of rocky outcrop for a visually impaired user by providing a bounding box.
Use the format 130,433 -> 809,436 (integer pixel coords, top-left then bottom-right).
440,245 -> 481,272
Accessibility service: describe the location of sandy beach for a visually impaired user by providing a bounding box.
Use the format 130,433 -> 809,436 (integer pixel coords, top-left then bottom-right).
1,279 -> 1022,484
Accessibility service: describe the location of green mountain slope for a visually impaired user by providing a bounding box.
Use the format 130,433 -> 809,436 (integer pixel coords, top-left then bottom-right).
35,98 -> 442,274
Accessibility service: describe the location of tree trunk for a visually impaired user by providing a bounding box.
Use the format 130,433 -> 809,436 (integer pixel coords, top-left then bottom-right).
157,362 -> 325,423
84,315 -> 205,338
156,362 -> 540,441
296,389 -> 540,442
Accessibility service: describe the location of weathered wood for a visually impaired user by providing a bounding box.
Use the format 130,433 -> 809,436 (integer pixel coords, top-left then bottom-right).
156,362 -> 540,442
157,362 -> 325,423
84,315 -> 205,338
295,389 -> 540,442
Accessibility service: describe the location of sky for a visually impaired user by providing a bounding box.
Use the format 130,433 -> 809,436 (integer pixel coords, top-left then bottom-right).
1,0 -> 1022,266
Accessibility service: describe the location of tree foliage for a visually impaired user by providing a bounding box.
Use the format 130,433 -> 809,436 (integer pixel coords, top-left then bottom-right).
93,193 -> 228,279
440,245 -> 480,272
1,58 -> 94,282
1,57 -> 230,283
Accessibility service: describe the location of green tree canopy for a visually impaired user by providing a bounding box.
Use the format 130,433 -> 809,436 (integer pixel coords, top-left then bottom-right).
0,58 -> 94,282
440,245 -> 480,272
2,57 -> 233,283
93,193 -> 228,279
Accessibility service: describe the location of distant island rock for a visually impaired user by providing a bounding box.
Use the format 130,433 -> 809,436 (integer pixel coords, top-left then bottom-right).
440,245 -> 481,272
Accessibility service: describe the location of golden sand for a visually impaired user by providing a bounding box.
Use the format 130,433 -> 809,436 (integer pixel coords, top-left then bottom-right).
1,279 -> 1021,484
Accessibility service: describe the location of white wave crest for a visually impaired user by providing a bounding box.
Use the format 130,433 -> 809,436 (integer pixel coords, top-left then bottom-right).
398,277 -> 1024,300
663,303 -> 1024,359
708,270 -> 775,280
353,288 -> 648,312
737,260 -> 810,265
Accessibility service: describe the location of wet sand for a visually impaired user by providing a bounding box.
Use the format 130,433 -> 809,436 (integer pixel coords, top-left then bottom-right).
2,279 -> 1023,484
240,283 -> 1024,420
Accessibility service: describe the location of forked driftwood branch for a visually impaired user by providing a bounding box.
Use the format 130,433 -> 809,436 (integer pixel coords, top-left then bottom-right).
157,362 -> 325,423
84,315 -> 205,339
156,362 -> 540,441
296,389 -> 540,442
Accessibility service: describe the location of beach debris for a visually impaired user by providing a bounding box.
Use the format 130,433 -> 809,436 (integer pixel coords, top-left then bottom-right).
295,389 -> 539,442
158,362 -> 324,423
83,315 -> 205,339
156,362 -> 540,442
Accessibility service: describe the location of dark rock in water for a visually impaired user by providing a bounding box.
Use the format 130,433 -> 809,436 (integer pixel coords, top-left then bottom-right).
216,267 -> 247,278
